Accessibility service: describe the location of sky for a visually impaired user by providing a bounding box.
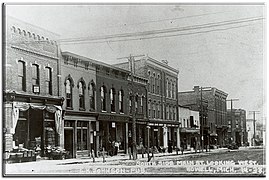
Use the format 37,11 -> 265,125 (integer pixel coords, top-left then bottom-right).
5,4 -> 266,122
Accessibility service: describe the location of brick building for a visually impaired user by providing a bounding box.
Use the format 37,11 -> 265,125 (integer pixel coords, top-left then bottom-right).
60,52 -> 99,158
60,52 -> 148,157
227,109 -> 247,147
4,16 -> 63,156
178,86 -> 228,149
114,56 -> 179,151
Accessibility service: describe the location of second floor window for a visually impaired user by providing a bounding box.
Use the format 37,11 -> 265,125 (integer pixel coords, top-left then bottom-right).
119,90 -> 124,113
110,88 -> 116,112
66,79 -> 72,108
18,61 -> 26,92
45,67 -> 52,95
101,86 -> 106,111
135,95 -> 138,113
78,81 -> 85,109
89,82 -> 95,110
32,64 -> 39,93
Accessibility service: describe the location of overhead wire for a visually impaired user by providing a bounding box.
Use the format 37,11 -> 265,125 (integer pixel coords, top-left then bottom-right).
58,16 -> 263,45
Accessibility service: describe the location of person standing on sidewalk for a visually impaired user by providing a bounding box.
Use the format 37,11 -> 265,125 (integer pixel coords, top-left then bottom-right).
114,141 -> 119,155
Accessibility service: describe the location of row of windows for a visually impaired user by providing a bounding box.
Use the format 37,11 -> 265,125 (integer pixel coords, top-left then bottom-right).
166,79 -> 176,99
148,103 -> 177,120
18,60 -> 52,95
181,116 -> 198,128
65,78 -> 96,110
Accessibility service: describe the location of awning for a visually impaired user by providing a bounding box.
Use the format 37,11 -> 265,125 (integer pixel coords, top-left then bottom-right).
180,128 -> 200,134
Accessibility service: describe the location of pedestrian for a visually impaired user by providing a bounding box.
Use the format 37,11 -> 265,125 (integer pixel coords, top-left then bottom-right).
114,141 -> 119,155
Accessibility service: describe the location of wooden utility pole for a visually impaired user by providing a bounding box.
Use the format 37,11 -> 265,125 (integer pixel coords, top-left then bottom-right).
249,111 -> 260,146
226,99 -> 239,143
117,54 -> 144,160
199,86 -> 211,152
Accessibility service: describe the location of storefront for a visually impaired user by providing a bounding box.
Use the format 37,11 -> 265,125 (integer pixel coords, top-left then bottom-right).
98,114 -> 129,155
4,94 -> 64,158
63,113 -> 98,158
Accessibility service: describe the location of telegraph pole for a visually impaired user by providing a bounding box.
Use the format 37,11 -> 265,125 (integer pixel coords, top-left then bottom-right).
199,86 -> 211,152
249,111 -> 260,146
226,99 -> 239,143
117,54 -> 144,160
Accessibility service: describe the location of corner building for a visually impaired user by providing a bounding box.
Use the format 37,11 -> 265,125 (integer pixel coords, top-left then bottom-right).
4,16 -> 63,156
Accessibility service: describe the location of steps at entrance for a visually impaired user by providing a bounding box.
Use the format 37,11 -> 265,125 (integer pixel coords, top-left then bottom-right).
76,150 -> 90,158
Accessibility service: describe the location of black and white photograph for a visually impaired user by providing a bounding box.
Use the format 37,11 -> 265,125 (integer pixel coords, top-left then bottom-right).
2,3 -> 266,176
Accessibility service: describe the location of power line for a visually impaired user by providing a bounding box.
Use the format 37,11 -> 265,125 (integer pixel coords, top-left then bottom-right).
59,23 -> 255,45
58,16 -> 263,44
104,11 -> 229,28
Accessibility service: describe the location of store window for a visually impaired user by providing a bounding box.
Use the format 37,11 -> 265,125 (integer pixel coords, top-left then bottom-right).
77,121 -> 88,151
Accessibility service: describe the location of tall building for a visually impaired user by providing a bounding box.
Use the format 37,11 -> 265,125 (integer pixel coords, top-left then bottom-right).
178,86 -> 228,148
4,16 -> 63,155
227,109 -> 247,146
114,56 -> 180,151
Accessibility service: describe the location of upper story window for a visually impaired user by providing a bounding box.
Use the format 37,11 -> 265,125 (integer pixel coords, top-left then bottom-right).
45,67 -> 52,95
101,86 -> 107,111
18,60 -> 26,92
65,78 -> 73,109
89,82 -> 96,111
32,64 -> 40,94
78,80 -> 85,110
152,103 -> 156,118
148,101 -> 151,118
140,96 -> 143,113
119,90 -> 124,113
157,104 -> 160,119
129,96 -> 132,114
135,95 -> 139,113
110,88 -> 116,112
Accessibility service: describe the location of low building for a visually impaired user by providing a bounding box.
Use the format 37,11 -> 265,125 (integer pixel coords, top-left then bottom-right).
178,106 -> 200,151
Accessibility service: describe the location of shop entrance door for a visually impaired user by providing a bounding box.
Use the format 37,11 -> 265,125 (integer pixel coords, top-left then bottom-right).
64,129 -> 74,158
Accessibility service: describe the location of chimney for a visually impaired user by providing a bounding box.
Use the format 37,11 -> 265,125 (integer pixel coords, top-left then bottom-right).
193,86 -> 200,92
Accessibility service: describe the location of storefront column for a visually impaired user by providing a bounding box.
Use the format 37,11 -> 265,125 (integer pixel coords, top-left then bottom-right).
177,127 -> 180,149
125,122 -> 128,154
88,121 -> 92,155
74,120 -> 77,158
4,103 -> 13,151
163,125 -> 168,149
96,121 -> 99,156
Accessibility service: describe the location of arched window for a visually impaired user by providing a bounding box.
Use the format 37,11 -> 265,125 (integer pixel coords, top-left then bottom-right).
110,88 -> 116,112
148,102 -> 151,118
140,95 -> 144,113
45,67 -> 52,95
78,81 -> 85,110
32,64 -> 40,93
152,103 -> 156,118
101,86 -> 107,111
65,78 -> 73,108
89,82 -> 95,110
18,60 -> 26,92
119,90 -> 124,113
135,95 -> 139,113
157,103 -> 160,119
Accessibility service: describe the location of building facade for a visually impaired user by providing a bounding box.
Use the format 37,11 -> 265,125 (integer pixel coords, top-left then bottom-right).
115,56 -> 180,151
178,86 -> 228,148
60,52 -> 99,158
4,16 -> 64,156
178,106 -> 200,151
227,109 -> 247,146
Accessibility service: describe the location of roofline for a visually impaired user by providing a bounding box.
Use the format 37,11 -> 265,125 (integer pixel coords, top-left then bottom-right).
146,56 -> 179,74
62,51 -> 130,73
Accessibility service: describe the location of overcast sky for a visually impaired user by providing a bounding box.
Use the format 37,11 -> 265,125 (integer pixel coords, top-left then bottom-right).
5,4 -> 265,121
